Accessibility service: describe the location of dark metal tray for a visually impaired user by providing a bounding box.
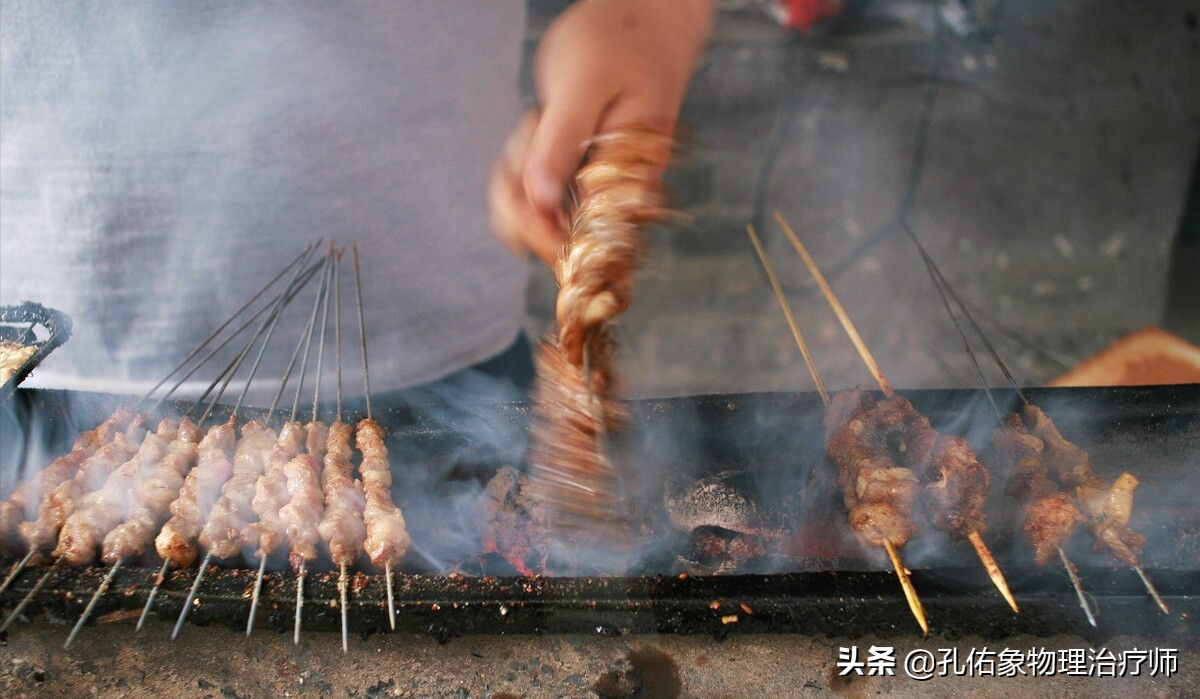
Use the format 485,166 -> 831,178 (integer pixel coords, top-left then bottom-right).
0,303 -> 72,405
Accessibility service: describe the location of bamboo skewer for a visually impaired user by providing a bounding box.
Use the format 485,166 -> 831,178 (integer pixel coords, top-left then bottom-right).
884,539 -> 929,636
747,224 -> 928,635
771,211 -> 1017,616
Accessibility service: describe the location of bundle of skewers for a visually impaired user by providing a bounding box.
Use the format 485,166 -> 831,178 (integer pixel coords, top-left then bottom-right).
525,128 -> 675,534
0,244 -> 410,653
746,211 -> 1170,634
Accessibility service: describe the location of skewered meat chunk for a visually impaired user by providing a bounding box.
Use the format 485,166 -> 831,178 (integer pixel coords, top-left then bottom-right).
155,419 -> 237,568
53,418 -> 177,565
246,420 -> 306,559
553,129 -> 672,368
526,337 -> 622,530
281,421 -> 328,570
871,394 -> 989,539
1,409 -> 132,547
317,421 -> 365,567
199,420 -> 277,560
19,416 -> 147,551
992,416 -> 1083,566
527,129 -> 672,529
823,389 -> 919,549
1020,405 -> 1146,567
102,418 -> 204,563
356,418 -> 410,569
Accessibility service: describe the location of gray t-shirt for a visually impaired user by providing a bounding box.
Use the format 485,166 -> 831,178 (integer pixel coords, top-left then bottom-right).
0,1 -> 530,403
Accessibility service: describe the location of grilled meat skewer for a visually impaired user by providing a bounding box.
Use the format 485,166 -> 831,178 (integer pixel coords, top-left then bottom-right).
992,415 -> 1083,566
53,419 -> 179,565
247,421 -> 307,561
1,410 -> 133,549
197,420 -> 277,561
356,418 -> 409,570
102,418 -> 204,564
154,419 -> 237,569
18,416 -> 147,552
317,421 -> 365,568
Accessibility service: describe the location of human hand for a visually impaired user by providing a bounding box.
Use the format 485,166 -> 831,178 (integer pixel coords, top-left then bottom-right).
489,0 -> 714,266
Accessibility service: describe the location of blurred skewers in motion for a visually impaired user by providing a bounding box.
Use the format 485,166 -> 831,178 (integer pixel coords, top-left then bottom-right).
525,128 -> 675,536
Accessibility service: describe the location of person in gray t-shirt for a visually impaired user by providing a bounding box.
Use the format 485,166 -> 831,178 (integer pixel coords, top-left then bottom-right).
0,1 -> 714,409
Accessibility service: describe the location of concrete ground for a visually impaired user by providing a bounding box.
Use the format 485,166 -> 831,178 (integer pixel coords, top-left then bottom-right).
2,622 -> 1197,699
3,2 -> 1199,698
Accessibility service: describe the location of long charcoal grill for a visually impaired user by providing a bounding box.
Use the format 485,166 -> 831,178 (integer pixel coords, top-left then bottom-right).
1,384 -> 1198,641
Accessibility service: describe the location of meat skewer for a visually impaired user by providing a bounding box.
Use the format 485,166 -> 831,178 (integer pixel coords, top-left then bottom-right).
526,129 -> 674,534
352,243 -> 409,630
773,211 -> 1017,614
746,224 -> 929,634
244,255 -> 332,636
0,409 -> 132,595
904,224 -> 1166,616
283,251 -> 337,646
170,249 -> 320,640
64,418 -> 205,649
991,415 -> 1095,625
315,253 -> 366,653
1,416 -> 148,634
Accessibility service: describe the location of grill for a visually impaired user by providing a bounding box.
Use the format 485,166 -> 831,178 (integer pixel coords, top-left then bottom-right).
1,383 -> 1198,641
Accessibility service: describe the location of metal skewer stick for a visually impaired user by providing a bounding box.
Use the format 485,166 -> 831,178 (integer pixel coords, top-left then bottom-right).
296,248 -> 337,646
64,559 -> 120,649
0,558 -> 62,633
195,250 -> 321,425
903,223 -> 1168,616
134,243 -> 316,412
1059,547 -> 1098,627
174,253 -> 318,640
1134,565 -> 1170,615
293,559 -> 306,646
352,243 -> 395,630
0,549 -> 37,598
247,255 -> 332,637
245,556 -> 268,637
155,254 -> 324,418
746,223 -> 928,636
332,251 -> 353,654
136,559 -> 170,632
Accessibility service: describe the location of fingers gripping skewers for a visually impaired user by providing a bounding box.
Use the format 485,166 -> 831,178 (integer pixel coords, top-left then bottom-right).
527,129 -> 674,532
746,224 -> 929,635
902,224 -> 1169,616
771,212 -> 1017,615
